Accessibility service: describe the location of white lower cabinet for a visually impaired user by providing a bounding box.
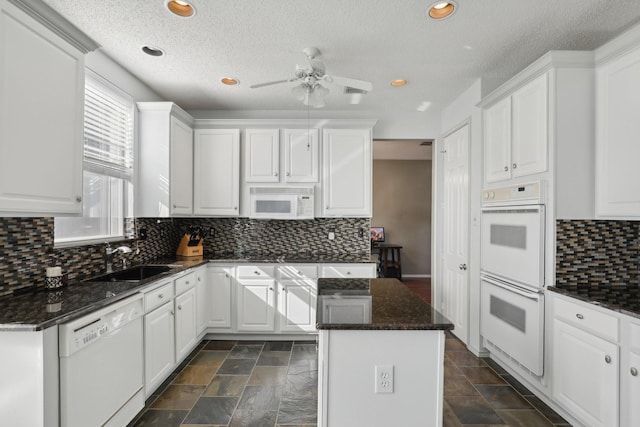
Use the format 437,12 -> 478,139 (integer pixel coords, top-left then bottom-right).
144,301 -> 175,396
195,268 -> 209,336
175,287 -> 197,362
207,265 -> 234,330
237,279 -> 276,332
278,280 -> 317,332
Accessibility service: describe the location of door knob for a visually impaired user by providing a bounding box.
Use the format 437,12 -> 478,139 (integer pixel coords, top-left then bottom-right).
459,264 -> 467,271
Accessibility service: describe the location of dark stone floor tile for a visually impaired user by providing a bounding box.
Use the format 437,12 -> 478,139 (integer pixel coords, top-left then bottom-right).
502,374 -> 535,397
228,344 -> 263,359
230,408 -> 277,427
444,357 -> 464,377
291,343 -> 317,359
445,338 -> 467,352
444,376 -> 480,397
446,396 -> 506,425
130,409 -> 188,427
182,396 -> 238,425
185,345 -> 202,361
237,385 -> 283,411
204,340 -> 236,350
475,385 -> 533,409
482,357 -> 509,375
189,350 -> 228,367
172,365 -> 218,385
264,341 -> 293,351
287,358 -> 318,376
284,369 -> 318,398
524,395 -> 568,424
150,384 -> 205,410
447,350 -> 487,367
257,350 -> 291,366
217,358 -> 256,375
496,409 -> 555,426
248,366 -> 288,386
203,374 -> 249,397
458,366 -> 507,385
443,401 -> 463,427
277,394 -> 318,425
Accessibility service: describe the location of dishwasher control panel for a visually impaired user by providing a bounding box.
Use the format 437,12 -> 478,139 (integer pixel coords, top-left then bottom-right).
59,294 -> 143,357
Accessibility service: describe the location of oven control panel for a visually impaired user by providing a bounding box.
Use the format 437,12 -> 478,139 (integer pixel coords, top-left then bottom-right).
483,181 -> 542,205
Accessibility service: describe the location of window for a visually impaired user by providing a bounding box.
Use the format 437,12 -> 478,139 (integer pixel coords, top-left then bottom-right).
55,70 -> 134,246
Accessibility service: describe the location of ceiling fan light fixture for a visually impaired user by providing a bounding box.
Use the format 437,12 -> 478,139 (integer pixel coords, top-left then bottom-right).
221,77 -> 239,85
428,1 -> 456,20
390,79 -> 407,87
166,0 -> 196,17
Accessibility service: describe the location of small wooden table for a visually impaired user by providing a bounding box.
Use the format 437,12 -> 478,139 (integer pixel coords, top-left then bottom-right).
372,243 -> 402,280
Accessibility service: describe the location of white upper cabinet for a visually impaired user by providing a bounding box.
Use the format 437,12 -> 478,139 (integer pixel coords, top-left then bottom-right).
483,73 -> 548,184
193,128 -> 240,216
137,102 -> 194,217
0,1 -> 85,215
244,129 -> 280,182
284,129 -> 319,183
595,46 -> 640,218
322,128 -> 372,217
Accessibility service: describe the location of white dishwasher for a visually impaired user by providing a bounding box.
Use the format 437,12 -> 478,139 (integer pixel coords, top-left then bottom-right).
59,294 -> 144,427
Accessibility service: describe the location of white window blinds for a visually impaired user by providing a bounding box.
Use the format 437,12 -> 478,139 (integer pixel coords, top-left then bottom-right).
83,70 -> 134,180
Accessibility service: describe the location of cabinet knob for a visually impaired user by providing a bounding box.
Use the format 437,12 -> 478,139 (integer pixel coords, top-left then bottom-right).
75,196 -> 82,203
178,305 -> 182,310
504,166 -> 508,172
198,277 -> 201,282
170,310 -> 175,315
631,367 -> 638,376
297,271 -> 302,275
346,271 -> 351,275
173,204 -> 177,208
274,171 -> 278,176
158,294 -> 164,299
254,271 -> 260,275
512,163 -> 517,169
459,264 -> 467,271
576,313 -> 584,320
185,281 -> 189,285
605,355 -> 612,364
234,206 -> 238,210
269,287 -> 274,291
225,273 -> 229,278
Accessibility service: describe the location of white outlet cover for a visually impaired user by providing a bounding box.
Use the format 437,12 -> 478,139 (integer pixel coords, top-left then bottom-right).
375,365 -> 394,393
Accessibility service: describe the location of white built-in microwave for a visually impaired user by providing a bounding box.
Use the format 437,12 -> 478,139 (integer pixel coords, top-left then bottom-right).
249,187 -> 314,219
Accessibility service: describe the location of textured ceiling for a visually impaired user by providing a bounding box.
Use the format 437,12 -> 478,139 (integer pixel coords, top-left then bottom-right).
43,0 -> 640,113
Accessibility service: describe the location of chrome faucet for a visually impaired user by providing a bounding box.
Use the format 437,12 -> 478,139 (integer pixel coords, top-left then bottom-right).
105,243 -> 132,273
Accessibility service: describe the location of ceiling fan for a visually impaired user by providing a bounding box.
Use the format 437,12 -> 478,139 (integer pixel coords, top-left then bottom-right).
250,47 -> 373,108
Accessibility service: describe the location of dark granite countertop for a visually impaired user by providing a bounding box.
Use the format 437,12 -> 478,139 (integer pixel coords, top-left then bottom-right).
316,278 -> 454,331
0,259 -> 207,332
548,285 -> 640,320
207,254 -> 375,264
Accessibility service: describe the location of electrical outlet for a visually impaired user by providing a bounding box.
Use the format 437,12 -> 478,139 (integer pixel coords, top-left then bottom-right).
328,232 -> 335,240
358,228 -> 364,238
375,365 -> 394,393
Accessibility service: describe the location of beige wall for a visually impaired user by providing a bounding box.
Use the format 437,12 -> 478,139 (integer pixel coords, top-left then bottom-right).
372,160 -> 432,276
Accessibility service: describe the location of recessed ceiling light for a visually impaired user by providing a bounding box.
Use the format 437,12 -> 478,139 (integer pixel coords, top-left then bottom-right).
390,79 -> 407,87
141,45 -> 165,57
166,0 -> 196,17
221,77 -> 240,85
427,1 -> 456,20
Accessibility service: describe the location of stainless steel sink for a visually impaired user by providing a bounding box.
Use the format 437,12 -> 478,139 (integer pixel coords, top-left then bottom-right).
85,265 -> 173,283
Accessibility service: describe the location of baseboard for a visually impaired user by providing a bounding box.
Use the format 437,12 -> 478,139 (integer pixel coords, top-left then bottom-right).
402,274 -> 431,279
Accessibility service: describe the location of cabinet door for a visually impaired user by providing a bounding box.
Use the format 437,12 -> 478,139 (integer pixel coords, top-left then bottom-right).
245,129 -> 280,182
511,73 -> 548,178
483,97 -> 512,183
193,129 -> 240,216
237,279 -> 276,332
284,129 -> 319,182
626,351 -> 640,427
552,319 -> 619,427
278,280 -> 317,332
208,266 -> 233,329
175,288 -> 197,362
195,267 -> 208,336
169,116 -> 194,215
596,48 -> 640,217
0,2 -> 83,215
322,128 -> 372,216
144,302 -> 175,396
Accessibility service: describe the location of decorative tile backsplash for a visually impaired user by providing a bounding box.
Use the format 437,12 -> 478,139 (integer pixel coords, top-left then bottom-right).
555,220 -> 639,289
0,216 -> 370,296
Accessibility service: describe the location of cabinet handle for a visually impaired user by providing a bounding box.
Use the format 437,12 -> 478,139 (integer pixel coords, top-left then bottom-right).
178,305 -> 182,310
274,171 -> 278,176
458,264 -> 467,271
173,204 -> 177,208
297,271 -> 302,275
576,313 -> 584,320
605,355 -> 612,364
185,281 -> 190,285
225,273 -> 229,278
234,206 -> 238,210
631,367 -> 638,376
170,310 -> 175,315
75,196 -> 82,203
198,277 -> 201,282
254,271 -> 260,275
346,271 -> 351,275
504,166 -> 508,172
287,172 -> 291,176
512,163 -> 517,169
158,294 -> 164,299
269,287 -> 274,291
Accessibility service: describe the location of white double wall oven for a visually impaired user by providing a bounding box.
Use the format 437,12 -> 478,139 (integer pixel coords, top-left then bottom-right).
480,181 -> 546,376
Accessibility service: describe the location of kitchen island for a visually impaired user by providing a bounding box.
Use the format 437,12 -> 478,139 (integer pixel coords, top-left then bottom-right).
316,278 -> 453,427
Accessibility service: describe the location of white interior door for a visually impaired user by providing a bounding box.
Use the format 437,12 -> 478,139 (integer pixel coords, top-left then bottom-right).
441,125 -> 470,344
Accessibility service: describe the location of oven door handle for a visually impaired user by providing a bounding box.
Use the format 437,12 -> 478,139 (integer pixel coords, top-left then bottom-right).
482,276 -> 542,300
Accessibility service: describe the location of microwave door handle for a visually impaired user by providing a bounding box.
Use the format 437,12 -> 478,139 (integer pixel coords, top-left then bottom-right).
482,276 -> 542,300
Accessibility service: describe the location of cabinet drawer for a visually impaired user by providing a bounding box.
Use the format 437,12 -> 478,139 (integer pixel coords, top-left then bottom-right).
553,296 -> 619,341
237,265 -> 275,279
175,271 -> 196,295
278,265 -> 318,279
144,282 -> 174,313
321,264 -> 376,278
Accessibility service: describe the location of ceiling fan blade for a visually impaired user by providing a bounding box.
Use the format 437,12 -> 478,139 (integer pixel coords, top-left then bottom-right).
322,74 -> 373,92
250,78 -> 298,89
